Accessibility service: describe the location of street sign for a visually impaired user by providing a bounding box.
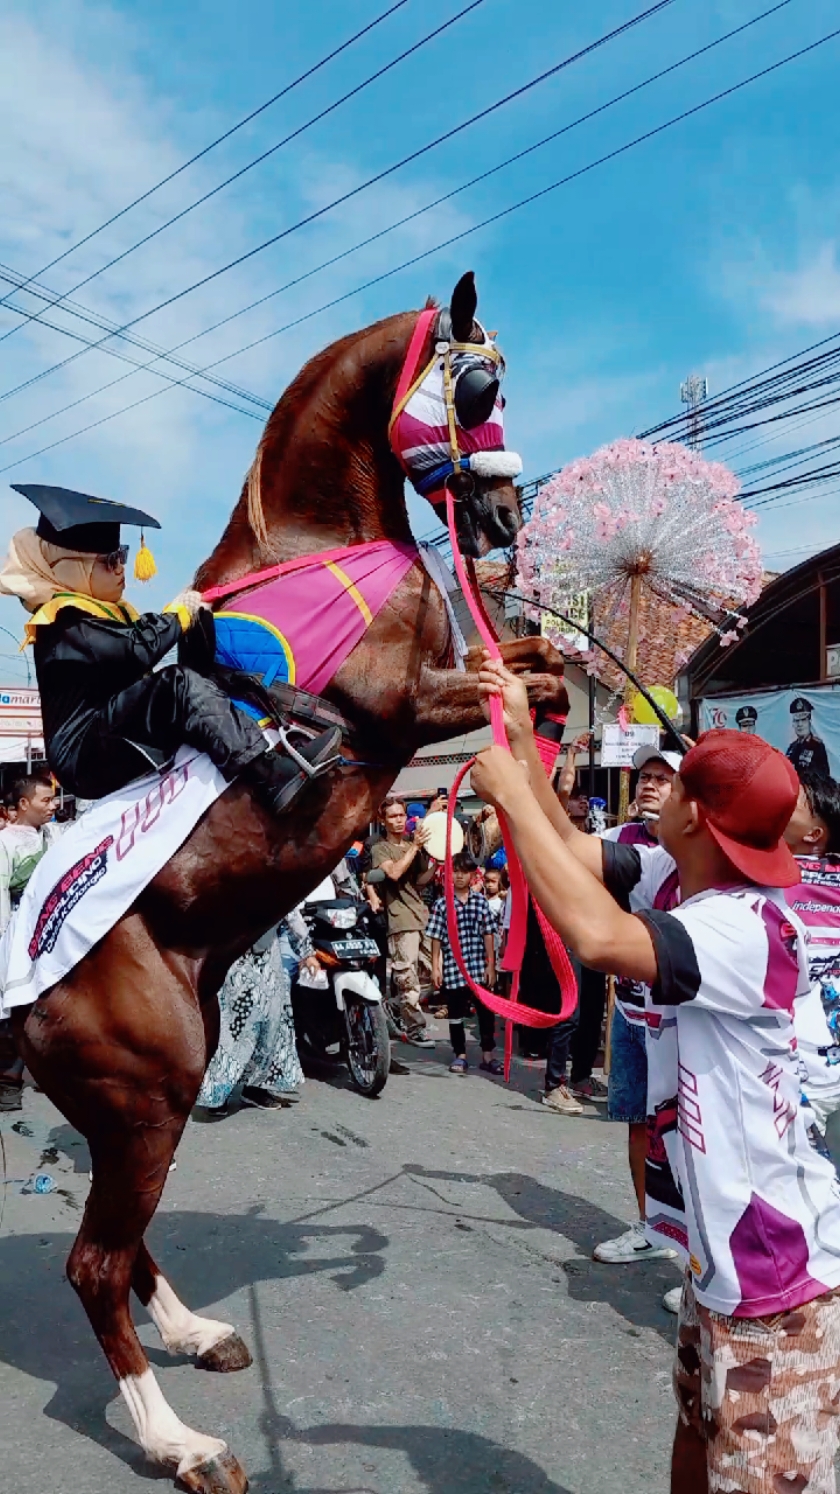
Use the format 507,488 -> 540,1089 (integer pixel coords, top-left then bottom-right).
540,590 -> 590,653
600,722 -> 659,768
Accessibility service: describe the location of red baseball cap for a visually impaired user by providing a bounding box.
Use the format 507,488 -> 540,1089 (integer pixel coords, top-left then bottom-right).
679,729 -> 800,887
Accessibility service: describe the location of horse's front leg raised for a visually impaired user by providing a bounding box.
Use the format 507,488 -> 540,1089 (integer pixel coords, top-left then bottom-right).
133,1242 -> 252,1372
412,637 -> 567,744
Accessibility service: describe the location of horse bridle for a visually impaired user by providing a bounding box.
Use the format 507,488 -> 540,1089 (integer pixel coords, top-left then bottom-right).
389,306 -> 507,504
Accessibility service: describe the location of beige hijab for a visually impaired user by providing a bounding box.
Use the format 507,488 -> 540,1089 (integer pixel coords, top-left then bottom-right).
0,527 -> 102,613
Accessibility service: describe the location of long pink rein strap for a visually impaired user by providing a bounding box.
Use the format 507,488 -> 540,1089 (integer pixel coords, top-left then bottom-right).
444,497 -> 578,1079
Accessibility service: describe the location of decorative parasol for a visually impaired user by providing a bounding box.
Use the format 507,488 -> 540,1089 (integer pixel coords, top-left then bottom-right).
516,437 -> 763,814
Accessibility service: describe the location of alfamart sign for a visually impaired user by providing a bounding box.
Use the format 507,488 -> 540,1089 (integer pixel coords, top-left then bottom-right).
699,683 -> 840,779
0,686 -> 44,761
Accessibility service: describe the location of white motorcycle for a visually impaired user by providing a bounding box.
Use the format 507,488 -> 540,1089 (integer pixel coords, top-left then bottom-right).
291,892 -> 390,1098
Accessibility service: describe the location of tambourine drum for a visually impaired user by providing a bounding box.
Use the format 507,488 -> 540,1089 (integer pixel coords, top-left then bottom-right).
422,811 -> 464,862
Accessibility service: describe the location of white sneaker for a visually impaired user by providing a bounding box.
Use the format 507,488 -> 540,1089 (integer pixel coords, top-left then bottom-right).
593,1220 -> 677,1264
662,1285 -> 683,1314
540,1084 -> 584,1116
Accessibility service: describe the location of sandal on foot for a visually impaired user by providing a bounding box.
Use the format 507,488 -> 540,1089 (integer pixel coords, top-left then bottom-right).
449,1057 -> 469,1074
479,1058 -> 504,1075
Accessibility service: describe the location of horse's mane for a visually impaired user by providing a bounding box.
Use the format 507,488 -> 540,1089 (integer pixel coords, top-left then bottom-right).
244,338 -> 346,556
242,300 -> 438,556
245,436 -> 270,555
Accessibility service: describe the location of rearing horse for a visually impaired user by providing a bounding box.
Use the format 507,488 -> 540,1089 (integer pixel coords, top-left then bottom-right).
12,272 -> 566,1493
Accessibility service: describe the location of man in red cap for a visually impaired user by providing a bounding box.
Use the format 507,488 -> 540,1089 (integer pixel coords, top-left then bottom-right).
473,659 -> 840,1494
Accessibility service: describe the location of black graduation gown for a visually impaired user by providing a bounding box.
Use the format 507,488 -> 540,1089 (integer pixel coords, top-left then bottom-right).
34,606 -> 268,798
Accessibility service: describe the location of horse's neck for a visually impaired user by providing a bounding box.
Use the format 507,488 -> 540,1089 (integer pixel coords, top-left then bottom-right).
196,315 -> 418,590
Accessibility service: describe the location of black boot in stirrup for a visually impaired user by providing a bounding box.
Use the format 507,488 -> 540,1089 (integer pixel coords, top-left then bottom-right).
244,726 -> 343,816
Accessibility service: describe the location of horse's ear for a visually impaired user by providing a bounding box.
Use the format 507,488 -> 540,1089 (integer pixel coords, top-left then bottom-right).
450,271 -> 477,342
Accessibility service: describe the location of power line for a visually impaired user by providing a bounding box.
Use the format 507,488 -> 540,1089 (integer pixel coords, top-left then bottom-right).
742,453 -> 840,502
0,0 -> 793,453
0,264 -> 273,420
0,265 -> 277,447
4,21 -> 836,477
738,433 -> 840,480
0,0 -> 488,363
0,320 -> 265,450
0,0 -> 679,411
744,480 -> 840,515
0,0 -> 687,436
723,394 -> 840,465
640,333 -> 840,446
0,0 -> 412,317
649,328 -> 840,435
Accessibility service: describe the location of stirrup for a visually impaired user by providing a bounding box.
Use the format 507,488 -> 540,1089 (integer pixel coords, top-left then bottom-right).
275,722 -> 343,779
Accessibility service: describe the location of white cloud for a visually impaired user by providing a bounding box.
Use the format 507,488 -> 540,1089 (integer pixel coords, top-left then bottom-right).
761,242 -> 840,327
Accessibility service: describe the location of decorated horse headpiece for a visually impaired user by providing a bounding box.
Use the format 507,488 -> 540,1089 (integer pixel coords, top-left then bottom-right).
389,303 -> 523,506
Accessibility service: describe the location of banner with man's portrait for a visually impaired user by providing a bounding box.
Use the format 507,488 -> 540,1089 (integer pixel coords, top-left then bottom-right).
699,684 -> 840,778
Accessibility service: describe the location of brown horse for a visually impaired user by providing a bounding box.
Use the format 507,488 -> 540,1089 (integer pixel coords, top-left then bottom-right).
12,272 -> 566,1493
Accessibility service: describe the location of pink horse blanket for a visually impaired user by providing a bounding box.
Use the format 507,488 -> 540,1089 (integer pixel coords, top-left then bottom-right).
210,540 -> 417,697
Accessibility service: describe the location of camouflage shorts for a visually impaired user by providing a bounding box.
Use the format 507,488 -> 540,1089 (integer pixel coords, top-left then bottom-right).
674,1276 -> 840,1492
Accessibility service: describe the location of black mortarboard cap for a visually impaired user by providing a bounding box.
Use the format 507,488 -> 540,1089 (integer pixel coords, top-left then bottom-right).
11,483 -> 161,554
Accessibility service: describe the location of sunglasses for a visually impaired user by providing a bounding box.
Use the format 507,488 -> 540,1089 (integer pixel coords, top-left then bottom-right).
101,545 -> 129,571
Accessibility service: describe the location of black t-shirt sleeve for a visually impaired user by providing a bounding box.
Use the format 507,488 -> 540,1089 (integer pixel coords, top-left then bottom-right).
601,839 -> 642,911
636,908 -> 701,1007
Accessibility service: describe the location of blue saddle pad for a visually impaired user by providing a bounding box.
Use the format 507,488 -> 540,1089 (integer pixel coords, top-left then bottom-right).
214,613 -> 294,722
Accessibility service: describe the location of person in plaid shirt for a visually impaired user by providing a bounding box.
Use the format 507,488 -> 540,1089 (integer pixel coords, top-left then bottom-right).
427,854 -> 502,1075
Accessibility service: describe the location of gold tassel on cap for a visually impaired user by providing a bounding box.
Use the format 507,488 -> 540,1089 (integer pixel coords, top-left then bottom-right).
134,532 -> 157,582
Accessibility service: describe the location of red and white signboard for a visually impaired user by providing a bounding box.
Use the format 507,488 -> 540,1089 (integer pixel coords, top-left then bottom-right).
0,687 -> 44,762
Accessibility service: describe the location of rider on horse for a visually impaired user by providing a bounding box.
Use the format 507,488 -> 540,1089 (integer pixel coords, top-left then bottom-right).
0,484 -> 341,814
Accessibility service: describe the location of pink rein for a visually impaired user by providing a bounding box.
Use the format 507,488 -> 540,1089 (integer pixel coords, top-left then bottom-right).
443,490 -> 578,1081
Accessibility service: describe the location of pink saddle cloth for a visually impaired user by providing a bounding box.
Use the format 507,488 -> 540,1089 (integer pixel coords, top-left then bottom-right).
213,540 -> 417,696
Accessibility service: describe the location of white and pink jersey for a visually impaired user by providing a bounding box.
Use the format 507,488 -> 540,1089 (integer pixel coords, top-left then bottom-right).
788,855 -> 840,1124
602,821 -> 659,849
640,886 -> 840,1318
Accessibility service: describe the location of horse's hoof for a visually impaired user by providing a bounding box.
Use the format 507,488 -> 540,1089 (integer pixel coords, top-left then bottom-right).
176,1448 -> 249,1493
196,1332 -> 253,1373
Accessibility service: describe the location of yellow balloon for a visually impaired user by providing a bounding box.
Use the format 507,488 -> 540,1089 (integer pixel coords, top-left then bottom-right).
632,685 -> 682,726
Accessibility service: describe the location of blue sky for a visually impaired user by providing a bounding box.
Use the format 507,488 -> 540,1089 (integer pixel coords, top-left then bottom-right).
1,0 -> 839,682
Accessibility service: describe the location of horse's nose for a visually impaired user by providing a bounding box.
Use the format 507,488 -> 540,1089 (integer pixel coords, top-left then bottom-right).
492,498 -> 521,543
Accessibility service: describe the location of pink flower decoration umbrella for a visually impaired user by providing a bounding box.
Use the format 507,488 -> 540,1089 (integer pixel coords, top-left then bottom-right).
516,437 -> 762,655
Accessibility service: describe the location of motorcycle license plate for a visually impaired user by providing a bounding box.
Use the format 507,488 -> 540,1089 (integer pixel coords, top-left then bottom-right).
331,937 -> 380,959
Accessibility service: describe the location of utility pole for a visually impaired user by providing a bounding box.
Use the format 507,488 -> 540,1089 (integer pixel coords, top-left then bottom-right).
680,373 -> 708,451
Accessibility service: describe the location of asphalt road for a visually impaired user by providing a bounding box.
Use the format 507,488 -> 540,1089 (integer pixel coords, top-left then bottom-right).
0,1030 -> 684,1494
